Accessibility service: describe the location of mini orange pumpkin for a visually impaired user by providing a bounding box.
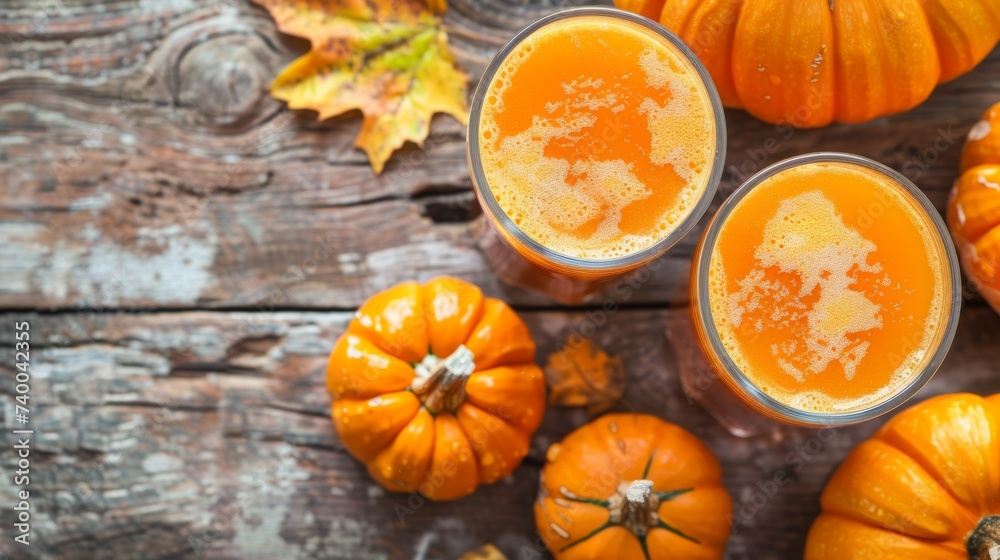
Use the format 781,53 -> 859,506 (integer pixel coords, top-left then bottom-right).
327,277 -> 546,501
805,393 -> 1000,559
948,101 -> 1000,315
615,0 -> 1000,127
534,414 -> 732,559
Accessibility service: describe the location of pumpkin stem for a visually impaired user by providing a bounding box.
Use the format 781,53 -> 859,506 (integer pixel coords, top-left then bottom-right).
611,480 -> 660,538
967,515 -> 1000,560
411,345 -> 475,415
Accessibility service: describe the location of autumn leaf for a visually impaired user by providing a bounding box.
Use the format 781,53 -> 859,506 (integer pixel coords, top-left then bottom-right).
458,544 -> 508,560
253,0 -> 469,174
544,335 -> 626,414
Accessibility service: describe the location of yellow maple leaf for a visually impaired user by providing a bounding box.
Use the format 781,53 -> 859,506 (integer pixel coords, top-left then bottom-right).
544,335 -> 626,415
254,0 -> 468,174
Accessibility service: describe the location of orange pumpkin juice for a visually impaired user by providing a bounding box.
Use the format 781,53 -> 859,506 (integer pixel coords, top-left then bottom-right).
696,158 -> 957,418
471,10 -> 721,275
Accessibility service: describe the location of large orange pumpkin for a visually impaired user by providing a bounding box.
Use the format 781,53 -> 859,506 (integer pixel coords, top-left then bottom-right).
327,277 -> 546,500
805,393 -> 1000,559
948,101 -> 1000,315
615,0 -> 1000,127
534,414 -> 732,559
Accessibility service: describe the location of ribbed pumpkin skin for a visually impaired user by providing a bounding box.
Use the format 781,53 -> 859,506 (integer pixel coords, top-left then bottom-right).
805,393 -> 1000,559
326,277 -> 546,501
534,414 -> 732,560
949,101 -> 1000,315
616,0 -> 1000,127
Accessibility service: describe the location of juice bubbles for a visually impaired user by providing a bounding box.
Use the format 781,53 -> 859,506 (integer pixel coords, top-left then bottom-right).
692,155 -> 961,426
469,9 -> 724,287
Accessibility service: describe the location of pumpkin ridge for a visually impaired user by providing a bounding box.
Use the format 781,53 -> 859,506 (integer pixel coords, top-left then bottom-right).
420,413 -> 480,501
979,221 -> 1000,245
872,398 -> 996,520
422,277 -> 485,358
925,4 -> 966,78
817,512 -> 965,552
806,393 -> 1000,559
331,392 -> 422,462
867,435 -> 982,538
463,364 -> 546,434
952,165 -> 1000,243
367,408 -> 436,492
711,0 -> 749,108
456,402 -> 533,485
452,404 -> 489,487
868,433 -> 968,510
460,399 -> 534,444
668,0 -> 699,37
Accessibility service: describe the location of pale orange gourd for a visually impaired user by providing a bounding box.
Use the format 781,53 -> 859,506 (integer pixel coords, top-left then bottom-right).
949,101 -> 1000,315
805,393 -> 1000,559
615,0 -> 1000,127
327,278 -> 546,500
534,414 -> 732,560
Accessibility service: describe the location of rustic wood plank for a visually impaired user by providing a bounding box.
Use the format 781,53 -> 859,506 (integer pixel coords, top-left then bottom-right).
0,1 -> 999,309
1,306 -> 997,559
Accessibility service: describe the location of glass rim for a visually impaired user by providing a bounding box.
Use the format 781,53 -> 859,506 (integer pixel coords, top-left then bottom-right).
466,6 -> 727,273
694,152 -> 963,426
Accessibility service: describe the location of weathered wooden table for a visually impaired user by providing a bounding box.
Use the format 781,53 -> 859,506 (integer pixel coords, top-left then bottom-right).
1,1 -> 998,559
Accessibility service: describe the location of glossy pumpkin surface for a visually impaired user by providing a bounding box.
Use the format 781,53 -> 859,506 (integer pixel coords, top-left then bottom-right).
534,414 -> 732,559
805,393 -> 1000,559
616,0 -> 1000,127
948,101 -> 1000,315
327,277 -> 546,500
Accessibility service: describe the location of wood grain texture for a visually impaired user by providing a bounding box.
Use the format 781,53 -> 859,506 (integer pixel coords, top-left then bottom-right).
0,0 -> 998,310
0,307 -> 998,560
1,1 -> 1000,560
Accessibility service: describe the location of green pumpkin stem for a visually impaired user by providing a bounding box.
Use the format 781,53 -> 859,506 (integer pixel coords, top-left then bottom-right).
967,515 -> 1000,560
411,345 -> 475,415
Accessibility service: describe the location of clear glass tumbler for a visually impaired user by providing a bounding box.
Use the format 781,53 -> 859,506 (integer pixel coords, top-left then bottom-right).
467,7 -> 726,304
686,153 -> 963,436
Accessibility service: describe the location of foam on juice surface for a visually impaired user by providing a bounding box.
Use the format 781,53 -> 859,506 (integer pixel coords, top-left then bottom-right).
707,164 -> 945,413
726,191 -> 884,383
478,18 -> 714,260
